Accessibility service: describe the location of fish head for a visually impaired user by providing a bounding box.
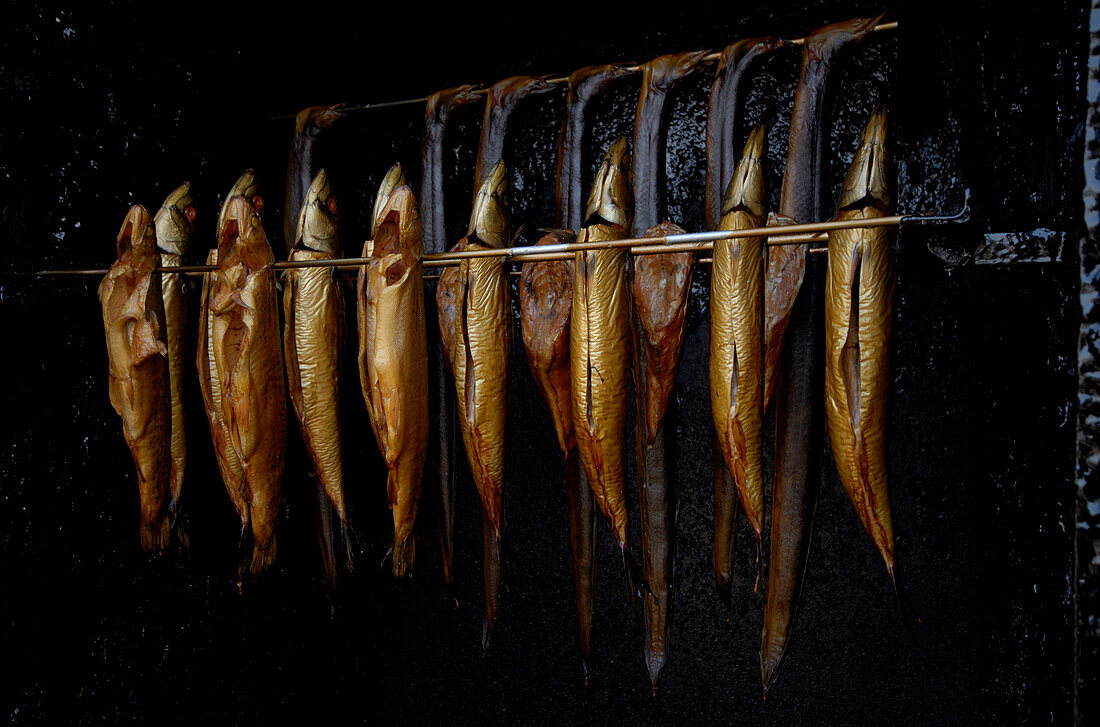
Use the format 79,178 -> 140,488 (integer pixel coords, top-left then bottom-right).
718,37 -> 782,75
426,85 -> 481,124
371,162 -> 407,238
584,136 -> 632,229
722,126 -> 767,218
489,75 -> 556,108
644,50 -> 711,91
294,104 -> 344,135
154,181 -> 196,256
838,107 -> 891,212
218,169 -> 263,232
295,169 -> 340,254
218,196 -> 271,268
567,64 -> 635,102
116,204 -> 157,270
467,160 -> 509,248
803,14 -> 883,62
372,185 -> 422,282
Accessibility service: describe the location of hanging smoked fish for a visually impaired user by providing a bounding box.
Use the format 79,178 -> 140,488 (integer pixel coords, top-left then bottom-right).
630,49 -> 707,689
98,205 -> 171,553
709,127 -> 767,599
284,169 -> 351,591
209,195 -> 287,576
153,181 -> 196,536
437,162 -> 511,651
422,85 -> 481,585
704,37 -> 780,233
198,171 -> 260,559
824,107 -> 896,578
285,104 -> 343,249
359,180 -> 429,578
761,14 -> 882,694
570,137 -> 641,603
474,75 -> 555,191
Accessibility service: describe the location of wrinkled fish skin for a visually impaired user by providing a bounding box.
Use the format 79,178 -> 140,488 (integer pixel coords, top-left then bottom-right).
199,172 -> 259,545
285,105 -> 343,249
571,137 -> 638,594
825,108 -> 895,577
99,205 -> 171,553
760,14 -> 881,695
284,169 -> 350,586
437,163 -> 511,651
705,38 -> 779,232
359,184 -> 429,578
474,75 -> 554,193
210,196 -> 287,576
154,181 -> 196,529
519,229 -> 598,669
710,128 -> 767,545
710,129 -> 767,600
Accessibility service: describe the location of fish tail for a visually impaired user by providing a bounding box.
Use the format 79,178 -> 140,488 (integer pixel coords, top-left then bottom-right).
315,480 -> 338,595
249,533 -> 277,577
392,532 -> 416,578
712,443 -> 736,603
140,514 -> 171,554
565,451 -> 597,671
481,514 -> 502,656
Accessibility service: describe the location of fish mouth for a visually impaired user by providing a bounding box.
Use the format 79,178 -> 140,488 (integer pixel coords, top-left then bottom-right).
371,163 -> 406,237
468,161 -> 508,247
584,136 -> 632,228
155,181 -> 195,254
117,205 -> 152,259
838,107 -> 890,210
722,125 -> 767,218
295,169 -> 339,253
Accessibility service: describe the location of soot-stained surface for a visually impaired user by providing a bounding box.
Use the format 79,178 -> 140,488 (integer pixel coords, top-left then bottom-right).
0,1 -> 1089,724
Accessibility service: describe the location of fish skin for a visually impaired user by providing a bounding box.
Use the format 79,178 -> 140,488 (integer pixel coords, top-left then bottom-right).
285,105 -> 343,249
284,170 -> 349,586
705,38 -> 780,232
359,185 -> 430,578
474,75 -> 555,193
760,14 -> 881,695
710,127 -> 767,547
98,205 -> 172,553
557,64 -> 632,231
519,229 -> 598,669
437,165 -> 511,648
824,108 -> 895,576
154,181 -> 195,529
422,85 -> 481,586
210,196 -> 287,576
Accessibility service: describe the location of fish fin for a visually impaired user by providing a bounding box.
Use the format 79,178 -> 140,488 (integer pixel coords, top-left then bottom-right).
315,474 -> 338,597
235,521 -> 254,592
392,533 -> 415,579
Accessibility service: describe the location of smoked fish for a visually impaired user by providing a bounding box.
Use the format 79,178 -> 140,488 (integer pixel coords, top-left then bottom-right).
284,169 -> 351,588
98,205 -> 171,553
761,14 -> 881,693
210,196 -> 287,576
474,75 -> 554,191
198,171 -> 259,549
154,181 -> 196,531
709,128 -> 767,597
824,107 -> 896,577
285,104 -> 343,250
437,162 -> 511,651
570,137 -> 639,600
359,183 -> 429,578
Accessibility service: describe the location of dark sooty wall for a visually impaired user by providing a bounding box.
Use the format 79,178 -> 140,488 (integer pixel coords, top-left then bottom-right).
0,1 -> 1088,724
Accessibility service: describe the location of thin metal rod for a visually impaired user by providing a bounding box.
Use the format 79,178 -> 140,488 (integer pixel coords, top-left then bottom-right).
271,21 -> 898,119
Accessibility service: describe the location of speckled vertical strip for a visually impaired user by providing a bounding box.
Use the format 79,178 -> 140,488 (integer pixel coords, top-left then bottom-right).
1078,5 -> 1100,724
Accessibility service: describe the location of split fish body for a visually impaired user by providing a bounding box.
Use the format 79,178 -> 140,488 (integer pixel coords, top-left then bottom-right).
359,184 -> 429,577
824,107 -> 895,576
99,205 -> 172,552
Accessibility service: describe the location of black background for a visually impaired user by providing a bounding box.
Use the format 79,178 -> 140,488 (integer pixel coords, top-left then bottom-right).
0,0 -> 1089,724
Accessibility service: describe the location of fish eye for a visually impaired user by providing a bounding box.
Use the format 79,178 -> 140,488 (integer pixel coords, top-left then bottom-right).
327,196 -> 338,215
184,205 -> 197,223
252,195 -> 264,212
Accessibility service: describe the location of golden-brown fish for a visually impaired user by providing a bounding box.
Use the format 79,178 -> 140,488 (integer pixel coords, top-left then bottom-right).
284,169 -> 350,588
437,161 -> 511,651
570,137 -> 638,595
198,171 -> 259,548
98,205 -> 171,553
154,182 -> 196,531
824,107 -> 895,577
285,104 -> 343,249
359,183 -> 429,578
710,127 -> 767,566
210,195 -> 287,576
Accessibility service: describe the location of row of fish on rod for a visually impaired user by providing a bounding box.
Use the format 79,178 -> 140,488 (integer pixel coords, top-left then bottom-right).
96,14 -> 897,691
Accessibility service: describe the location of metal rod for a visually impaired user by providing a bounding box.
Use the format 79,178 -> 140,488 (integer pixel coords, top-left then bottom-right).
272,21 -> 898,119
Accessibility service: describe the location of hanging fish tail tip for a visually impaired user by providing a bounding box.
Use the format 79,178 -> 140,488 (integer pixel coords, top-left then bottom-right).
646,653 -> 666,692
140,516 -> 172,555
391,536 -> 415,578
249,539 -> 277,577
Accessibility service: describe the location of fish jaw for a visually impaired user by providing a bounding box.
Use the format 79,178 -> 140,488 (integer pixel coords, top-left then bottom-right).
825,206 -> 896,576
632,221 -> 693,443
642,50 -> 712,93
218,169 -> 261,232
468,160 -> 509,248
116,205 -> 157,272
585,137 -> 633,229
293,103 -> 344,135
722,126 -> 767,219
371,163 -> 407,238
570,223 -> 632,548
154,181 -> 195,256
519,230 -> 577,455
838,106 -> 890,212
294,169 -> 340,254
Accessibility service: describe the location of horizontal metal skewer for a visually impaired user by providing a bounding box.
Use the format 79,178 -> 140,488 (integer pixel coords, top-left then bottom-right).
271,21 -> 898,119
